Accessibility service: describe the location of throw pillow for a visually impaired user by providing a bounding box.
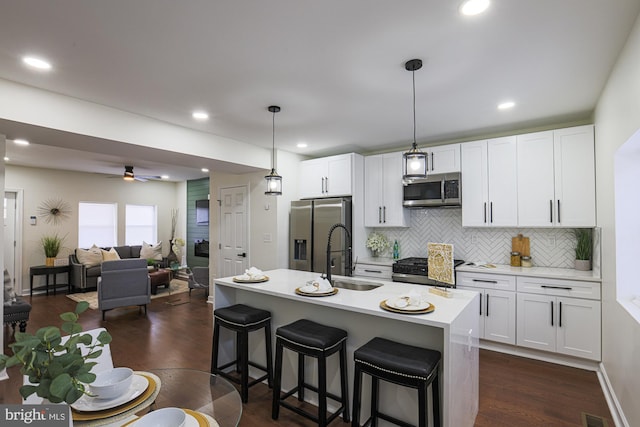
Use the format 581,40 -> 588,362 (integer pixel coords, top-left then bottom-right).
140,241 -> 163,261
4,269 -> 18,303
101,247 -> 121,261
76,246 -> 103,267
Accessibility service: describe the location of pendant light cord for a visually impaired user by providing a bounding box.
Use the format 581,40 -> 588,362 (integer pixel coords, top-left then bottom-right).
272,110 -> 276,171
412,68 -> 417,147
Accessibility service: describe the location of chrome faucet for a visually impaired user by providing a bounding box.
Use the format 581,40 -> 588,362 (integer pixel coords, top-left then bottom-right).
326,223 -> 352,284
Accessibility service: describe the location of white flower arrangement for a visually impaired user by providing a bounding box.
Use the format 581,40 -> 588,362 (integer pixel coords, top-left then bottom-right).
366,232 -> 390,254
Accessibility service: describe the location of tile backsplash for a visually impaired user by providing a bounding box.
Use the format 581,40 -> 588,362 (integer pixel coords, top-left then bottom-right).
371,208 -> 579,268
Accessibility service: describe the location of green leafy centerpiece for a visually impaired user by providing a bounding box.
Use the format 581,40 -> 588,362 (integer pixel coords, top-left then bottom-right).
0,301 -> 112,404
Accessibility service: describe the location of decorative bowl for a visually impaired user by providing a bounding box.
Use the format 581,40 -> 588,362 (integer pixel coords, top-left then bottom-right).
135,407 -> 186,427
89,367 -> 134,400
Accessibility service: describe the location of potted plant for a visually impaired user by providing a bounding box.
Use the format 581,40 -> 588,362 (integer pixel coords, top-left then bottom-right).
41,233 -> 65,266
0,301 -> 112,404
366,232 -> 390,257
574,229 -> 592,271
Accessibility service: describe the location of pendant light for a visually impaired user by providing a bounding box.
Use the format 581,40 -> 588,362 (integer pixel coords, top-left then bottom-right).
265,105 -> 282,195
402,59 -> 427,180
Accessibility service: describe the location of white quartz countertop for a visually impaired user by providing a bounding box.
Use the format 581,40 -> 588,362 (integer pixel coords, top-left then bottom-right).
215,268 -> 478,328
456,263 -> 601,282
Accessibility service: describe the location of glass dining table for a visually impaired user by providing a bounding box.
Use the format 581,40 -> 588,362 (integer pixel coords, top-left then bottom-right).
71,368 -> 242,427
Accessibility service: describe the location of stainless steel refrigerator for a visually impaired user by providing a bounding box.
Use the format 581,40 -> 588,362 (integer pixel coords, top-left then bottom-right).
289,197 -> 352,276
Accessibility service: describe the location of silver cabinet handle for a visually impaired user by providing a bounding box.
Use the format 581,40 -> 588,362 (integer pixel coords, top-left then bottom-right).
378,206 -> 382,223
430,152 -> 434,171
557,200 -> 561,223
490,202 -> 493,223
325,176 -> 329,193
549,200 -> 553,223
383,206 -> 386,223
483,202 -> 487,223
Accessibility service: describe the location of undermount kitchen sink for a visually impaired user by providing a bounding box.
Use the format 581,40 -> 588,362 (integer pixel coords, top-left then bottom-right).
330,278 -> 383,291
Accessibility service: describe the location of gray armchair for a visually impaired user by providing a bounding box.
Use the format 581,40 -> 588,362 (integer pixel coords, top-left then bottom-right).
98,259 -> 151,320
188,266 -> 209,297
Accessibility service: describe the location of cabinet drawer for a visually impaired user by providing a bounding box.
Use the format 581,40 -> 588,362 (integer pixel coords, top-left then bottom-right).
516,276 -> 601,300
457,272 -> 516,291
354,264 -> 392,280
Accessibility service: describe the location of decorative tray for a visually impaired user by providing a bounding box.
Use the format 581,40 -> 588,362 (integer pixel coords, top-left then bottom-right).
232,275 -> 269,283
379,299 -> 435,315
295,287 -> 339,297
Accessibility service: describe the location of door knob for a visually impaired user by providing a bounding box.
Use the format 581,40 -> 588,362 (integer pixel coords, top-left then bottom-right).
237,252 -> 247,257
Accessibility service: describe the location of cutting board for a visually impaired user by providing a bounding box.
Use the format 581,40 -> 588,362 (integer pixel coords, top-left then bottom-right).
512,234 -> 530,257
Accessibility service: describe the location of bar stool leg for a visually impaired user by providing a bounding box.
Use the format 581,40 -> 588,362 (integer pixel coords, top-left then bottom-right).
297,353 -> 305,401
265,320 -> 273,388
432,375 -> 441,427
418,384 -> 427,427
211,321 -> 221,374
352,364 -> 362,427
318,355 -> 328,426
272,340 -> 284,420
371,377 -> 379,427
239,329 -> 249,403
339,344 -> 350,422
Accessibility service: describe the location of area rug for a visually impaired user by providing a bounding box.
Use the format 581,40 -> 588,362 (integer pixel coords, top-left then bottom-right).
66,279 -> 189,310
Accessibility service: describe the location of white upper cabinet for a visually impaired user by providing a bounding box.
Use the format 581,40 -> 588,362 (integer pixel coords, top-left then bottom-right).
300,153 -> 356,198
517,125 -> 595,227
461,137 -> 518,227
425,143 -> 461,174
364,151 -> 409,227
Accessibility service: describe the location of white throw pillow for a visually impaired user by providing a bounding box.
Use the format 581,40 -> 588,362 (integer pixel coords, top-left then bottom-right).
76,245 -> 103,267
101,247 -> 121,261
140,241 -> 163,261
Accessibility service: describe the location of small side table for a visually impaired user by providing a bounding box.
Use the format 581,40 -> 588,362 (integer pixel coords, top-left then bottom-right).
29,264 -> 71,296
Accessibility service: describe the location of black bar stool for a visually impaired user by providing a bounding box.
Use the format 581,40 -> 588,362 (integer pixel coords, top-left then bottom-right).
211,304 -> 273,403
272,319 -> 350,427
352,337 -> 441,427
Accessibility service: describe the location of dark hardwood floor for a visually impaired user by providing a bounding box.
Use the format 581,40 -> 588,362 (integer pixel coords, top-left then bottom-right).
1,291 -> 613,426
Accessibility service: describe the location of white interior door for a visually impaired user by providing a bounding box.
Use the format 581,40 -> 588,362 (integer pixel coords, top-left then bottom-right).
219,186 -> 249,277
3,192 -> 16,290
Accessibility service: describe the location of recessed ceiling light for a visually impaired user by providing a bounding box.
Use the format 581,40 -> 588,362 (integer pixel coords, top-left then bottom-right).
297,142 -> 308,148
161,175 -> 170,180
22,56 -> 52,70
201,168 -> 209,173
3,157 -> 9,162
192,111 -> 209,121
460,0 -> 490,16
13,139 -> 30,146
498,101 -> 516,110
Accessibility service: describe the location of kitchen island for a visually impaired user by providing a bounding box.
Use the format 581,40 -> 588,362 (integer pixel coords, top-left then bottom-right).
214,268 -> 480,427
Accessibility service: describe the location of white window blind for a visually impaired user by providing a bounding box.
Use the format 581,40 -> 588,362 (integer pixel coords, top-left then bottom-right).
78,202 -> 117,248
125,204 -> 157,245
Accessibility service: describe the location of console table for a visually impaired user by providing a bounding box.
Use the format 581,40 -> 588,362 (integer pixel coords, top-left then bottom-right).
29,264 -> 71,296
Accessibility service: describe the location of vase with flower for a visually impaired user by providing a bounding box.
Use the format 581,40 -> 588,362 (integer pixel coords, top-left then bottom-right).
366,232 -> 390,258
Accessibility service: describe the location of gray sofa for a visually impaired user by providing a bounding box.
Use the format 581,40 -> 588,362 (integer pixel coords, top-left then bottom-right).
69,245 -> 167,291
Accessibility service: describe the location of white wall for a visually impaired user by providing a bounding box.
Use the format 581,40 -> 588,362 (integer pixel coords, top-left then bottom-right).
593,12 -> 640,427
5,165 -> 182,294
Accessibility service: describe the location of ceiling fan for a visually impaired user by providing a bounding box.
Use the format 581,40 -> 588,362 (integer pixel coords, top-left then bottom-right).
122,165 -> 162,182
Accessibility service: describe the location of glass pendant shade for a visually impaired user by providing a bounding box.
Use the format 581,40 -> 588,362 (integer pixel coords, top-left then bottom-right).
265,168 -> 282,196
403,143 -> 427,179
265,105 -> 282,195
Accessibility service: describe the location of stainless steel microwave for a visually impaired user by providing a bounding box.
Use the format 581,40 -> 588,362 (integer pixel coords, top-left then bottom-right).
402,172 -> 462,207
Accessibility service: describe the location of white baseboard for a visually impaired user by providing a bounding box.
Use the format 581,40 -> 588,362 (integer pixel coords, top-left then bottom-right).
479,341 -> 599,371
598,362 -> 628,427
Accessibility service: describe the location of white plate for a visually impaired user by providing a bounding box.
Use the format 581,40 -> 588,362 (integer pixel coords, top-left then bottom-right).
71,374 -> 149,412
132,411 -> 200,427
387,298 -> 432,311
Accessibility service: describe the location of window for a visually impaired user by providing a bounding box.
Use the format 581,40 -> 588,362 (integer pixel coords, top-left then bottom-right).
126,204 -> 157,245
78,202 -> 117,248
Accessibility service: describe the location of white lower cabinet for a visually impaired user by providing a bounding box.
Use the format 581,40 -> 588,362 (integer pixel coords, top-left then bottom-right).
516,277 -> 601,361
458,270 -> 602,361
457,272 -> 516,344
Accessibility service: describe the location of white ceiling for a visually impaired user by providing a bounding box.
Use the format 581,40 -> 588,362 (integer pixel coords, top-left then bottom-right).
0,0 -> 639,180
